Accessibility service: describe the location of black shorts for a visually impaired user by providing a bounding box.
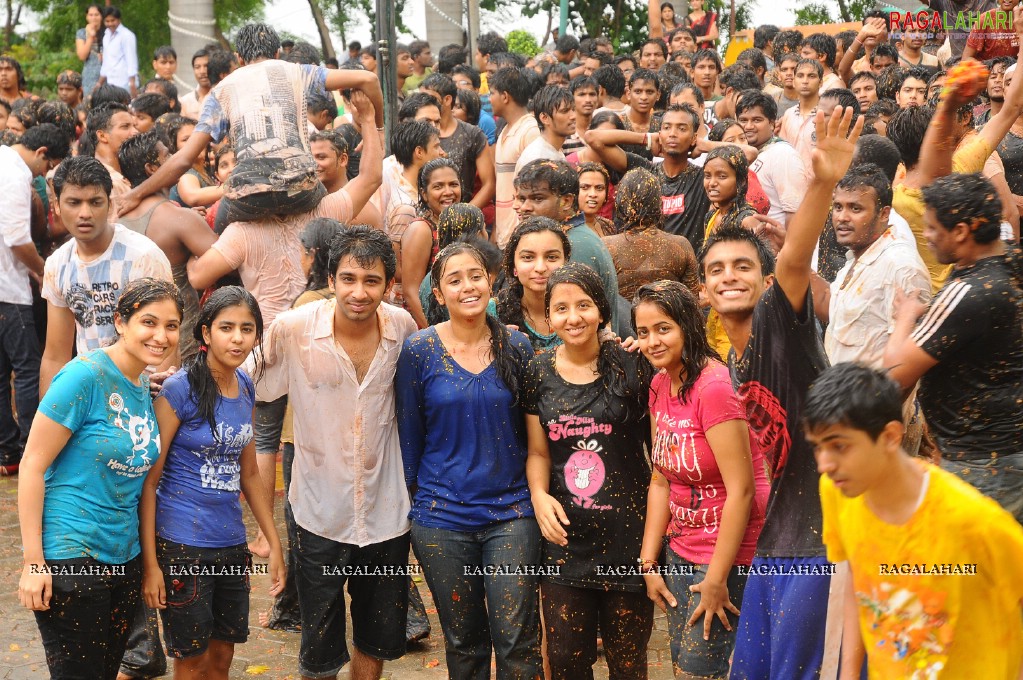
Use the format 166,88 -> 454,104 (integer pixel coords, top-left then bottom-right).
294,525 -> 409,678
156,538 -> 251,659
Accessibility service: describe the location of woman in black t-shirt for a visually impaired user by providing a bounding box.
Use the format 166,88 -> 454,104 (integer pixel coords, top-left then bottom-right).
523,262 -> 653,679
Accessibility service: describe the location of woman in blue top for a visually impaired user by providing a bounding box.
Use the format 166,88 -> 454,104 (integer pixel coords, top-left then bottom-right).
397,242 -> 542,679
140,287 -> 284,678
17,278 -> 182,680
496,217 -> 573,353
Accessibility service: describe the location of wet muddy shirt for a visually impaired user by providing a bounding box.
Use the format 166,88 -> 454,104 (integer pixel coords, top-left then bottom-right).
910,252 -> 1023,461
729,285 -> 830,558
627,155 -> 710,252
523,349 -> 650,592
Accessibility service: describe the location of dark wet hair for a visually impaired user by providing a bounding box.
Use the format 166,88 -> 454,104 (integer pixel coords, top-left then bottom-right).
417,157 -> 462,214
497,217 -> 572,330
82,102 -> 129,156
735,89 -> 777,122
719,65 -> 759,94
144,78 -> 180,112
704,145 -> 750,217
454,88 -> 481,126
0,56 -> 25,91
236,23 -> 281,62
708,118 -> 741,142
477,32 -> 507,58
736,48 -> 767,75
328,224 -> 398,283
614,167 -> 662,232
698,223 -> 776,280
514,159 -> 579,201
693,48 -> 722,72
753,25 -> 780,50
803,363 -> 902,440
53,154 -> 113,198
662,103 -> 701,133
632,280 -> 718,403
874,61 -> 903,100
800,33 -> 837,68
886,104 -> 933,168
848,71 -> 877,90
589,109 -> 626,130
532,84 -> 574,131
670,81 -> 705,108
796,57 -> 823,79
187,286 -> 264,440
422,72 -> 457,105
398,92 -> 441,122
208,49 -> 238,87
115,277 -> 184,323
629,68 -> 660,91
118,131 -> 162,188
431,242 -> 524,396
391,119 -> 438,167
19,123 -> 71,161
853,135 -> 901,182
836,163 -> 892,210
593,64 -> 626,99
922,173 -> 1003,244
90,83 -> 131,109
545,262 -> 651,421
437,204 -> 486,249
309,128 -> 348,157
131,92 -> 171,121
300,218 -> 344,291
452,64 -> 481,89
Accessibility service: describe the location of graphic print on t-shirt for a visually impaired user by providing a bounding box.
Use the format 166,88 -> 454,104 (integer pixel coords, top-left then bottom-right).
564,440 -> 608,509
736,380 -> 791,479
198,421 -> 252,491
108,391 -> 158,474
651,410 -> 721,536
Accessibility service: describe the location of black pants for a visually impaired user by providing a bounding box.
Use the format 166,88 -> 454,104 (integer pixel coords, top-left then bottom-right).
0,302 -> 40,467
541,580 -> 654,680
34,557 -> 143,680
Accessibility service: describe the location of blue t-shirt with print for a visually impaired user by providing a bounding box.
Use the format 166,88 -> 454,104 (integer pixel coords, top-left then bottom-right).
156,367 -> 255,548
38,350 -> 161,564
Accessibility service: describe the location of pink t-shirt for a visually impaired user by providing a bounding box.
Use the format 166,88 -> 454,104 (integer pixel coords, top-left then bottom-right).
649,362 -> 770,565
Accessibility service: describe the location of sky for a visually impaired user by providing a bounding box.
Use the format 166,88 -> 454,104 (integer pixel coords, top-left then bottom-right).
263,0 -> 808,49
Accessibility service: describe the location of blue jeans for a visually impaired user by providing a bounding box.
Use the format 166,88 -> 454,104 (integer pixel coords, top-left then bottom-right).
411,518 -> 542,680
941,453 -> 1023,523
0,302 -> 40,466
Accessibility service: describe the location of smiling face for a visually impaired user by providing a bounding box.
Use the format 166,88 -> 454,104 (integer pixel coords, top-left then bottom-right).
578,171 -> 607,217
202,303 -> 257,372
832,186 -> 889,256
311,139 -> 343,185
634,301 -> 685,375
548,282 -> 602,348
738,105 -> 773,147
193,55 -> 210,88
515,230 -> 566,294
434,251 -> 490,319
422,166 -> 461,215
329,254 -> 390,323
703,157 -> 738,209
702,239 -> 772,317
115,298 -> 181,367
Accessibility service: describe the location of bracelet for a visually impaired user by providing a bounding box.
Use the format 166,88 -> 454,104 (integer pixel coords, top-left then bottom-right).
645,132 -> 655,151
637,557 -> 658,574
376,126 -> 385,131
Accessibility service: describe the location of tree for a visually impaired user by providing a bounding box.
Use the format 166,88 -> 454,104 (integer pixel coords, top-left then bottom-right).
794,2 -> 835,26
307,0 -> 335,60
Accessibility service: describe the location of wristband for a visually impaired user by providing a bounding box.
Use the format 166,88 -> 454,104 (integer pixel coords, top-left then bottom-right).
646,133 -> 655,151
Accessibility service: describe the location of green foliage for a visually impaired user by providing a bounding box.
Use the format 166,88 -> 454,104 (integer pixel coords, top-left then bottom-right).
795,2 -> 837,25
507,29 -> 541,57
15,0 -> 262,97
8,42 -> 79,98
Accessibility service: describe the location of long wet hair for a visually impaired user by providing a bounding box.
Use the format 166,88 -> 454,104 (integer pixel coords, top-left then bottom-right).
431,242 -> 524,396
300,218 -> 343,291
614,167 -> 663,232
631,280 -> 717,403
545,263 -> 650,422
437,203 -> 486,250
417,157 -> 462,216
115,277 -> 184,323
496,217 -> 572,330
704,144 -> 754,230
185,287 -> 264,440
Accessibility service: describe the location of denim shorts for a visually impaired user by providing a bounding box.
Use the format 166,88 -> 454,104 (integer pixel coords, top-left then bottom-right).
293,525 -> 409,678
663,548 -> 748,679
156,538 -> 251,658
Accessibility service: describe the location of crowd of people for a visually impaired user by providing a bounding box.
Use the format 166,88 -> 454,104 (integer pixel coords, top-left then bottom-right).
2,0 -> 1023,678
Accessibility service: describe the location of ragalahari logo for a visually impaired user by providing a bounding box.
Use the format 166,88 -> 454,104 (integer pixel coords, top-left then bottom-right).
889,9 -> 1016,39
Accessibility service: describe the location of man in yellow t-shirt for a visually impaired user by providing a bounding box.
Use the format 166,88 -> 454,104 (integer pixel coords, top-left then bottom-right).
805,364 -> 1023,679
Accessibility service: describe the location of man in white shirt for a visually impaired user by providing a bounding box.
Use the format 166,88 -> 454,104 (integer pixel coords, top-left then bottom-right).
40,156 -> 173,395
255,226 -> 417,680
822,165 -> 930,367
514,85 -> 575,175
0,124 -> 69,475
99,7 -> 139,96
737,91 -> 808,226
178,47 -> 212,120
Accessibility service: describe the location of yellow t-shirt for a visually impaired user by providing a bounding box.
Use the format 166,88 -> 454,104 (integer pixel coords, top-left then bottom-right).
891,135 -> 993,294
703,211 -> 731,360
821,463 -> 1023,679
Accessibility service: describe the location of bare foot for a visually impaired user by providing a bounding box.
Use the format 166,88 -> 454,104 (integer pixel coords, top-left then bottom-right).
116,674 -> 135,680
258,609 -> 271,627
248,530 -> 270,558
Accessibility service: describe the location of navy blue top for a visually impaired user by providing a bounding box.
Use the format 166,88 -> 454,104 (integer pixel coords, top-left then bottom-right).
396,325 -> 534,530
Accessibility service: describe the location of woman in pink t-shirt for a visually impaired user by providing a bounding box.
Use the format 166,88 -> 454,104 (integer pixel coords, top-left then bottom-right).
633,280 -> 769,678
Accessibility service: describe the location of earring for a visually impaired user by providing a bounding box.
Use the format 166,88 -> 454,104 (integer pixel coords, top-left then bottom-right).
513,269 -> 518,276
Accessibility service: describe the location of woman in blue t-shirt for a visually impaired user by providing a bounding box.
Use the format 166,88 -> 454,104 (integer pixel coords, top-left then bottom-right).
396,242 -> 542,679
140,286 -> 284,677
17,278 -> 183,679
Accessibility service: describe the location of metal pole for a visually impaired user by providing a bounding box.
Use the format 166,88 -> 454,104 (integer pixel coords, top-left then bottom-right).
559,0 -> 568,36
467,0 -> 481,64
377,0 -> 399,155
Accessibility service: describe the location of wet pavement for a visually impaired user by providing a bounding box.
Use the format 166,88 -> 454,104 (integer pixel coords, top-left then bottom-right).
0,468 -> 675,679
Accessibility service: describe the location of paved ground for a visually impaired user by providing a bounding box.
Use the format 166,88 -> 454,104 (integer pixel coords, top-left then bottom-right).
0,468 -> 676,679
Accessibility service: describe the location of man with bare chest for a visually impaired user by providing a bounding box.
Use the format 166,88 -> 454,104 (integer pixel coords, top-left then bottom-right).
254,226 -> 418,680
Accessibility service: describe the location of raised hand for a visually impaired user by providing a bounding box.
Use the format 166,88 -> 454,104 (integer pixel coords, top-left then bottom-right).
810,106 -> 864,187
348,90 -> 376,125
